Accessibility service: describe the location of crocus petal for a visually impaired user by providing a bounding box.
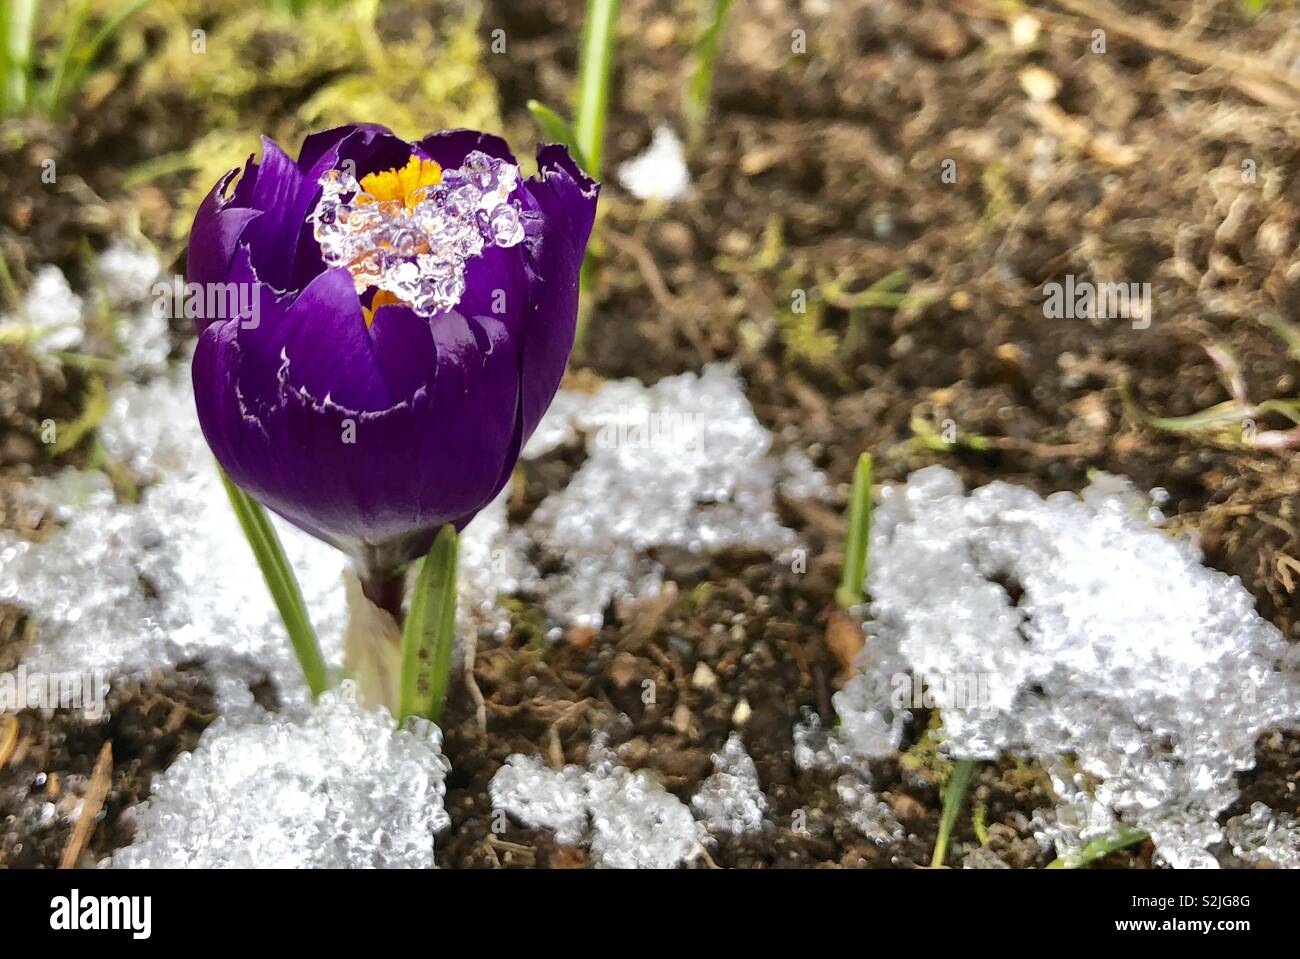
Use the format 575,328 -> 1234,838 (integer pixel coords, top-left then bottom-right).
187,168 -> 260,308
516,145 -> 600,442
417,129 -> 517,169
189,128 -> 597,565
234,137 -> 314,290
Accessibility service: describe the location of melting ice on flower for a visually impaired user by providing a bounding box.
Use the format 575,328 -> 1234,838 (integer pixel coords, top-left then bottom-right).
312,150 -> 526,318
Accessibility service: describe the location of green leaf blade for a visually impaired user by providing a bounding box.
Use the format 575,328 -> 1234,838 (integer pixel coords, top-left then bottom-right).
398,523 -> 459,724
574,0 -> 621,178
526,99 -> 588,170
221,470 -> 328,698
931,757 -> 978,867
1047,825 -> 1149,869
836,452 -> 873,609
685,0 -> 733,147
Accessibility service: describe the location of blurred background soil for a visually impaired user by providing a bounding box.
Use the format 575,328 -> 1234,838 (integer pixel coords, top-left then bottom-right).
2,0 -> 1299,867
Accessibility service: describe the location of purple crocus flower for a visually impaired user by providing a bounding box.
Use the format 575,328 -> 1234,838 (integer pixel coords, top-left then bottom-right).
188,124 -> 598,587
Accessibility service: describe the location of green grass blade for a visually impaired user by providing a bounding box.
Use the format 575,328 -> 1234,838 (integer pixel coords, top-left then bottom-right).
684,0 -> 732,148
526,98 -> 588,170
1046,825 -> 1149,868
2,0 -> 37,115
836,453 -> 873,608
40,0 -> 92,116
931,757 -> 978,867
220,470 -> 328,698
1261,314 -> 1300,363
573,0 -> 620,178
398,523 -> 459,724
1118,377 -> 1252,434
54,0 -> 150,117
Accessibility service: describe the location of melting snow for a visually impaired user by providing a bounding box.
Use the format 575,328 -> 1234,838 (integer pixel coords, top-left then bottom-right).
0,266 -> 84,353
522,365 -> 823,626
829,466 -> 1300,868
1,359 -> 519,716
1223,802 -> 1300,869
691,734 -> 767,835
835,775 -> 906,846
617,126 -> 691,202
490,741 -> 706,868
109,684 -> 450,868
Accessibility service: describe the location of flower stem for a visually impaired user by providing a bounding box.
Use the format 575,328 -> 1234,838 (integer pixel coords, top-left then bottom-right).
398,524 -> 459,725
359,563 -> 406,623
220,470 -> 328,698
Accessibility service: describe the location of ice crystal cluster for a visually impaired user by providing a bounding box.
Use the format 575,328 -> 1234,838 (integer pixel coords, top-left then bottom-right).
522,365 -> 823,626
0,265 -> 84,352
834,775 -> 906,846
830,466 -> 1300,868
312,151 -> 526,318
96,241 -> 170,375
490,741 -> 707,868
109,685 -> 450,868
1223,802 -> 1300,869
0,246 -> 168,372
691,734 -> 768,835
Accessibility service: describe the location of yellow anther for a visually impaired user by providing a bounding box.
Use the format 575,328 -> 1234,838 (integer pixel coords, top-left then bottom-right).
359,155 -> 442,209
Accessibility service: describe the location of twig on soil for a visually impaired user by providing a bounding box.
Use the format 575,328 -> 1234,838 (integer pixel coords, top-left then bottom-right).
604,230 -> 716,361
547,725 -> 565,770
463,628 -> 487,738
1052,0 -> 1300,110
1023,101 -> 1141,167
58,739 -> 112,869
0,714 -> 18,770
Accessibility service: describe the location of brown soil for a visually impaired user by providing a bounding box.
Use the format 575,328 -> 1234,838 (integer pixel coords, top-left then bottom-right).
0,664 -> 217,868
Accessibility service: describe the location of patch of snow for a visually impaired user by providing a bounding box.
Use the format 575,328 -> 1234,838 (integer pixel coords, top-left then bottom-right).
692,733 -> 767,835
2,359 -> 516,716
97,242 -> 170,376
97,242 -> 162,308
0,266 -> 83,353
1224,802 -> 1300,869
835,775 -> 905,846
108,683 -> 449,868
617,126 -> 690,202
831,466 -> 1300,868
490,741 -> 706,868
523,365 -> 824,626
